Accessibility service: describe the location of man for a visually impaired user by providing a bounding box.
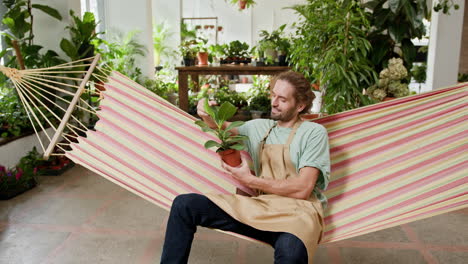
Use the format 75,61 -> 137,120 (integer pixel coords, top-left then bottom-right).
161,71 -> 330,264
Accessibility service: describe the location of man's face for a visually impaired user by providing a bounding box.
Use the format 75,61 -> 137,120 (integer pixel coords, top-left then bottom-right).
270,80 -> 303,122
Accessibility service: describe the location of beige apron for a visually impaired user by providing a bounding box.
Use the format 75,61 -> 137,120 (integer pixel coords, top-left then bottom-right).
206,121 -> 324,263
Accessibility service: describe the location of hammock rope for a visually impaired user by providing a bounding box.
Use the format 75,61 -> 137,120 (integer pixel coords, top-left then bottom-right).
1,60 -> 466,244
0,56 -> 102,156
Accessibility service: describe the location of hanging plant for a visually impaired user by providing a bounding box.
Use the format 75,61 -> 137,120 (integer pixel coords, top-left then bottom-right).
226,0 -> 256,11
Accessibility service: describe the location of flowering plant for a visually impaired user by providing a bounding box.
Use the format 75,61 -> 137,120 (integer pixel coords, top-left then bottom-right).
0,147 -> 41,194
367,58 -> 410,101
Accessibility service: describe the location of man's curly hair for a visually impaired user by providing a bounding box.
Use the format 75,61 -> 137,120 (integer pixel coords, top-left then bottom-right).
270,71 -> 315,114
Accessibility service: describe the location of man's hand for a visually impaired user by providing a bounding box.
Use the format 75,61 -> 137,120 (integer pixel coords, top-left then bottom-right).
196,98 -> 218,129
196,98 -> 217,119
221,155 -> 254,187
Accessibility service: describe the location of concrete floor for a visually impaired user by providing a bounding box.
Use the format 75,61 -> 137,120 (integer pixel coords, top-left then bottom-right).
0,165 -> 467,264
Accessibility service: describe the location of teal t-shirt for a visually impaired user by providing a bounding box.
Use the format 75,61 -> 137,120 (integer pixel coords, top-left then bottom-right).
238,119 -> 331,208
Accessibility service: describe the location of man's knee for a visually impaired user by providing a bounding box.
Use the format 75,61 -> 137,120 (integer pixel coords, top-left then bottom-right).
274,233 -> 308,264
171,193 -> 210,217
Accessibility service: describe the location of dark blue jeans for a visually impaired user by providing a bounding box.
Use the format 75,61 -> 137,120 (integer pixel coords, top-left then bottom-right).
161,193 -> 308,264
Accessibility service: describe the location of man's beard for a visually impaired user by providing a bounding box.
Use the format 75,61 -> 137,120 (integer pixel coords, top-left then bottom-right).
270,107 -> 297,121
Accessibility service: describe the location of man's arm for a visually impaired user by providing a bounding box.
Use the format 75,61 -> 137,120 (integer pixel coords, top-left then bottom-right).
222,156 -> 319,200
196,98 -> 239,135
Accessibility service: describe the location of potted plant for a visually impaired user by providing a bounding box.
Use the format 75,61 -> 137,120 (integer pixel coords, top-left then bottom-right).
0,147 -> 41,200
153,21 -> 176,69
227,0 -> 256,10
209,43 -> 227,66
179,40 -> 197,66
277,37 -> 291,66
257,24 -> 287,65
366,58 -> 409,101
195,101 -> 248,167
248,94 -> 271,119
196,38 -> 209,66
411,63 -> 426,93
223,40 -> 250,64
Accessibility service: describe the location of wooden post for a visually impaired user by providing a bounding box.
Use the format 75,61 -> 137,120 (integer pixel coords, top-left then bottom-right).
178,72 -> 189,112
43,55 -> 101,159
11,40 -> 25,70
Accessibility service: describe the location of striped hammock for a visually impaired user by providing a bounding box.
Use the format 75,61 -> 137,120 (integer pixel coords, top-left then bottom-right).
2,57 -> 467,243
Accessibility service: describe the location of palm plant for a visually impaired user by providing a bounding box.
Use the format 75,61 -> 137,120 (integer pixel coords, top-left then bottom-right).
153,21 -> 176,67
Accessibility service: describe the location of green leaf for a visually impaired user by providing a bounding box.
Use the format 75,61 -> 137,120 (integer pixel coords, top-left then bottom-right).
194,120 -> 215,133
229,144 -> 245,151
225,121 -> 244,131
60,38 -> 77,59
203,99 -> 216,121
218,102 -> 237,122
401,38 -> 416,67
82,12 -> 96,24
204,140 -> 221,149
32,4 -> 62,20
389,0 -> 401,13
2,17 -> 15,29
0,30 -> 17,40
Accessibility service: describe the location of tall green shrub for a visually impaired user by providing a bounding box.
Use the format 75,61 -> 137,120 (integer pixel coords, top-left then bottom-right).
289,0 -> 377,114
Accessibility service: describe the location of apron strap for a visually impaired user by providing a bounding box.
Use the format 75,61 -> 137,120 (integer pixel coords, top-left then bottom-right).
285,121 -> 303,146
260,123 -> 277,144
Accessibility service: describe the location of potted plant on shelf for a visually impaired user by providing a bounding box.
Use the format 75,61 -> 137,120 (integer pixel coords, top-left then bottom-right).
195,101 -> 248,167
257,24 -> 287,65
248,93 -> 271,119
277,37 -> 291,66
209,43 -> 227,66
223,40 -> 250,64
196,38 -> 209,66
180,40 -> 197,66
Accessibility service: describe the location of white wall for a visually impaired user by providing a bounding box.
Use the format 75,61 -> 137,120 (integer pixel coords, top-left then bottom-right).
426,1 -> 465,90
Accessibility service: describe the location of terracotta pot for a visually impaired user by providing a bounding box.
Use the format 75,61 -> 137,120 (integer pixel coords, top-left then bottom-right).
95,80 -> 106,91
218,149 -> 241,167
239,0 -> 247,9
197,52 -> 209,66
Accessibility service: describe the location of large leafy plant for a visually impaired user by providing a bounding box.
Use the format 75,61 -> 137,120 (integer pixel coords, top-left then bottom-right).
289,0 -> 377,114
60,11 -> 101,61
363,0 -> 430,75
1,0 -> 64,69
195,101 -> 247,152
153,21 -> 176,66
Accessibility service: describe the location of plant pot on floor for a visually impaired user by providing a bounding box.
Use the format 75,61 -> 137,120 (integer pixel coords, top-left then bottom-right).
0,178 -> 37,200
218,149 -> 241,167
37,156 -> 75,176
